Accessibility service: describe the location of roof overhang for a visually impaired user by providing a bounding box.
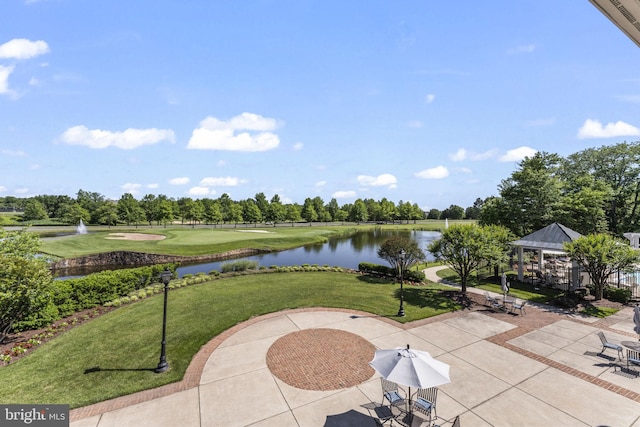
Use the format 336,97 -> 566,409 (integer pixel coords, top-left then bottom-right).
590,0 -> 640,47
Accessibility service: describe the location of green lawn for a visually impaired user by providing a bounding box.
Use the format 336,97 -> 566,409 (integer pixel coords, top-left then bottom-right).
39,226 -> 353,258
0,271 -> 458,408
436,267 -> 565,303
39,223 -> 445,258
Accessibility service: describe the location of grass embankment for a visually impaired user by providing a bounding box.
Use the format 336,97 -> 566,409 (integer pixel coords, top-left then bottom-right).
0,271 -> 458,408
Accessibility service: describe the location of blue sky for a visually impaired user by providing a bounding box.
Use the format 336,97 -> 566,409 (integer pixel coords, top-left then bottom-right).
2,1 -> 640,210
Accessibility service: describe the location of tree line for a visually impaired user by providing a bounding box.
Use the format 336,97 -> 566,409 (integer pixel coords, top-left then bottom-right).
479,141 -> 640,237
0,191 -> 477,227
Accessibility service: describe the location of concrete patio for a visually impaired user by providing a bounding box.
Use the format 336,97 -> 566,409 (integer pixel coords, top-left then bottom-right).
70,298 -> 640,426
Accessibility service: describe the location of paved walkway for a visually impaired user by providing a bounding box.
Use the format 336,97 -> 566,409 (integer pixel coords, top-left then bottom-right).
70,267 -> 640,426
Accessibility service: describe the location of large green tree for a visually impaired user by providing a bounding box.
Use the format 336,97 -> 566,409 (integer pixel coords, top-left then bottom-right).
561,142 -> 640,234
428,224 -> 512,294
377,236 -> 426,275
495,152 -> 562,236
563,234 -> 640,301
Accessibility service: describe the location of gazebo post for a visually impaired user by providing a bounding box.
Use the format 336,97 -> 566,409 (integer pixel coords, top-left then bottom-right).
517,246 -> 524,282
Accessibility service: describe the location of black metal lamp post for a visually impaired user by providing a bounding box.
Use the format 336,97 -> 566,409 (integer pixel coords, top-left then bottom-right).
397,249 -> 406,317
155,268 -> 172,373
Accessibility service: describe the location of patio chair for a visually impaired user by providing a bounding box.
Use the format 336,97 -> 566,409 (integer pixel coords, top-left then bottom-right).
451,415 -> 461,427
512,300 -> 527,315
597,332 -> 623,360
411,386 -> 438,422
484,292 -> 502,311
627,349 -> 640,376
381,378 -> 405,409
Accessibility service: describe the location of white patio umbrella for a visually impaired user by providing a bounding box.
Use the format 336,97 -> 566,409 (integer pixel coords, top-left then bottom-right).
369,345 -> 450,404
633,305 -> 640,340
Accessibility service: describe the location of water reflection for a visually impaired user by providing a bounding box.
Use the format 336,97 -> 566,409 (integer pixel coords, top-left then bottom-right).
177,229 -> 440,277
53,229 -> 440,279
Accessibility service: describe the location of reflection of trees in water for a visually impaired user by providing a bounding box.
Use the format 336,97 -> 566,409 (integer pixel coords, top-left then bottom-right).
303,243 -> 323,254
349,229 -> 411,252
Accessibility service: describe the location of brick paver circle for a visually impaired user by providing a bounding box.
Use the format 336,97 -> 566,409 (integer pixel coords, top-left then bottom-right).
266,328 -> 376,391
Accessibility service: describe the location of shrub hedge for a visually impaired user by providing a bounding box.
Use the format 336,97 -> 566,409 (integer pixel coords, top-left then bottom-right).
14,263 -> 177,331
358,262 -> 425,282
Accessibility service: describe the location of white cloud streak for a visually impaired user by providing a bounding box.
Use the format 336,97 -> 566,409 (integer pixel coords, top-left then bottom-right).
577,119 -> 640,139
59,126 -> 175,149
415,166 -> 449,179
357,174 -> 397,188
199,177 -> 244,187
0,39 -> 49,59
121,183 -> 142,195
187,112 -> 282,151
332,190 -> 356,198
499,146 -> 537,162
169,177 -> 189,185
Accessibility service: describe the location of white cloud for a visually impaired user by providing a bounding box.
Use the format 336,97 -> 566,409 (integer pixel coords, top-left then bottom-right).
147,183 -> 159,189
507,44 -> 536,54
216,160 -> 227,167
577,119 -> 640,139
0,39 -> 49,60
0,65 -> 15,95
188,186 -> 211,196
187,112 -> 282,151
59,126 -> 176,149
499,146 -> 537,162
415,166 -> 449,179
28,164 -> 40,170
523,117 -> 555,127
449,148 -> 466,161
1,149 -> 26,156
616,95 -> 640,104
332,190 -> 357,199
315,181 -> 326,188
293,142 -> 304,151
407,120 -> 423,128
357,174 -> 397,188
449,148 -> 497,162
0,186 -> 6,193
169,177 -> 190,185
15,187 -> 29,194
121,183 -> 142,195
470,149 -> 498,161
425,94 -> 435,104
200,176 -> 244,187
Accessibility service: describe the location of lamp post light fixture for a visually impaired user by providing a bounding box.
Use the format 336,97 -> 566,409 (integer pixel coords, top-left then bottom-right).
155,268 -> 172,373
397,249 -> 406,317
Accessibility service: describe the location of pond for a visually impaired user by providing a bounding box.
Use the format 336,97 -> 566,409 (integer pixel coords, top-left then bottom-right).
176,229 -> 440,277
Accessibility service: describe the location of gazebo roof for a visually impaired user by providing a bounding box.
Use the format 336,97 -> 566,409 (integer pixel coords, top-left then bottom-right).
511,222 -> 582,252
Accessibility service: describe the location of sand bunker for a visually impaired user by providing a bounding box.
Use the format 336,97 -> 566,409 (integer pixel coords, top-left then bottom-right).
106,233 -> 166,241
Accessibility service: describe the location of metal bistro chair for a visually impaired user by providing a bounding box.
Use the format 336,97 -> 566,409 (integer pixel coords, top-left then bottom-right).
381,378 -> 406,410
512,299 -> 527,315
597,332 -> 623,360
484,292 -> 502,311
412,387 -> 438,423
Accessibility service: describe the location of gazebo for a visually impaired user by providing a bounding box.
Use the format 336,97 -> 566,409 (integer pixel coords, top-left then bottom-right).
511,223 -> 582,288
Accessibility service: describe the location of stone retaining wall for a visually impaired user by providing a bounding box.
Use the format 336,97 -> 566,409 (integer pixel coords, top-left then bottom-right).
50,248 -> 268,269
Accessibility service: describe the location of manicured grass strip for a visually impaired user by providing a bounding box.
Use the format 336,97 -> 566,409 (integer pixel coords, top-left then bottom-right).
40,226 -> 348,258
0,271 -> 458,408
435,268 -> 564,303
